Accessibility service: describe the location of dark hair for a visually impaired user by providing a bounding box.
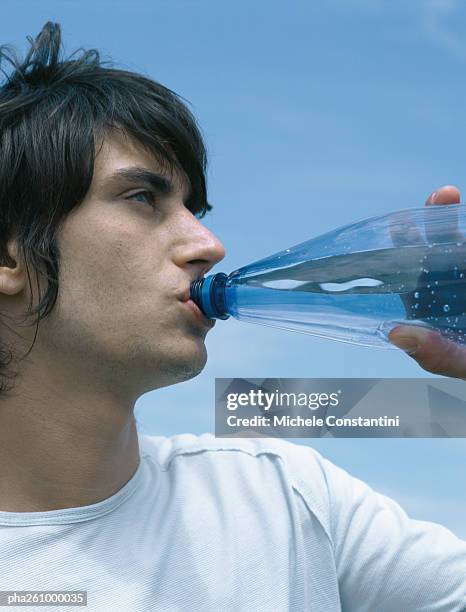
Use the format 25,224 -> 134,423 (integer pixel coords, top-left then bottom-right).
0,21 -> 212,394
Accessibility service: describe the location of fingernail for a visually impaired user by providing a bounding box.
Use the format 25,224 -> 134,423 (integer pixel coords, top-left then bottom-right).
390,336 -> 419,355
431,191 -> 438,203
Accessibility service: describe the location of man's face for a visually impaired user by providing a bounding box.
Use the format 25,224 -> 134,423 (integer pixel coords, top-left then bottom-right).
34,130 -> 225,396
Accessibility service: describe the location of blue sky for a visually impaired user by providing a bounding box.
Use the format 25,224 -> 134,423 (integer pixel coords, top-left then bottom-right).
2,0 -> 465,537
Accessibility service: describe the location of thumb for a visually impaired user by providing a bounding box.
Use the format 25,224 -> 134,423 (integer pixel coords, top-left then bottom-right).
389,325 -> 466,380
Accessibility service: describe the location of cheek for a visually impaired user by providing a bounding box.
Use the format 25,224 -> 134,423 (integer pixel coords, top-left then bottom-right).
48,213 -> 176,352
55,244 -> 170,341
59,214 -> 158,302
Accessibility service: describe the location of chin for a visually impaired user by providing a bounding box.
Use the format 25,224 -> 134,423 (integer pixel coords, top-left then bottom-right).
156,341 -> 208,387
181,343 -> 208,379
122,329 -> 209,392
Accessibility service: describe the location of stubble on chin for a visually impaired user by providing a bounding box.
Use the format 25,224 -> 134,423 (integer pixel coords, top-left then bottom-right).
127,336 -> 208,391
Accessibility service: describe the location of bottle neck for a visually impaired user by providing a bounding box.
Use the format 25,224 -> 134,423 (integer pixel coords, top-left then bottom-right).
190,273 -> 230,320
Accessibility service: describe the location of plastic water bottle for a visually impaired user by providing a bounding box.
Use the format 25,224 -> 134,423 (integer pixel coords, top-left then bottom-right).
190,204 -> 466,348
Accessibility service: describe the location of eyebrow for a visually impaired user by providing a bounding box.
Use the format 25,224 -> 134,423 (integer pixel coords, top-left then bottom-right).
104,166 -> 191,200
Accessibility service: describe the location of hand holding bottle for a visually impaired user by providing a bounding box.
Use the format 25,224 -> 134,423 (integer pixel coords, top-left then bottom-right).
389,185 -> 466,380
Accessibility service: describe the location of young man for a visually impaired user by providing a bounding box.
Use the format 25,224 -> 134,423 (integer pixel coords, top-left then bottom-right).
0,21 -> 464,612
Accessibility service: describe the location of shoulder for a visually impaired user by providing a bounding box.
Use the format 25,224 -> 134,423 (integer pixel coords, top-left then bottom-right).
139,431 -> 326,475
138,432 -> 336,530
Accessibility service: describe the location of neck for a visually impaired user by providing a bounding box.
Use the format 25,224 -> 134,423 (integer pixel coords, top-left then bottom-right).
0,354 -> 141,512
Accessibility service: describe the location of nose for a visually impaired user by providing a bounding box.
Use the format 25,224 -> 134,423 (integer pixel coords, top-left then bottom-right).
173,211 -> 226,277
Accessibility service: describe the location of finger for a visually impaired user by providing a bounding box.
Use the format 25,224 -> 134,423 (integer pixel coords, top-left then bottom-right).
389,185 -> 462,248
425,185 -> 463,245
425,185 -> 461,206
389,210 -> 425,253
389,325 -> 466,380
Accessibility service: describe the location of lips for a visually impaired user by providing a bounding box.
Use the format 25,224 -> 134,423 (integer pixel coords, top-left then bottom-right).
178,276 -> 205,303
176,279 -> 214,328
182,297 -> 215,328
179,288 -> 191,303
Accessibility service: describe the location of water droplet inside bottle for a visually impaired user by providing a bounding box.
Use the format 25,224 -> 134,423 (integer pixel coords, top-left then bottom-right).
414,303 -> 419,309
414,291 -> 420,298
434,281 -> 438,285
285,249 -> 290,253
443,304 -> 450,313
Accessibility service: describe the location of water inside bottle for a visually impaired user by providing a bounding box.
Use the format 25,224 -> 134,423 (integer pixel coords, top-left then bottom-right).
225,242 -> 466,348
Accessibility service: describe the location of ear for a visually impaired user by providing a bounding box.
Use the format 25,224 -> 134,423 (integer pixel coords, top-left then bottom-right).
0,240 -> 27,296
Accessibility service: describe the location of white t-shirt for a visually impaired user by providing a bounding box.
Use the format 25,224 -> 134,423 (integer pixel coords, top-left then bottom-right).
0,432 -> 464,611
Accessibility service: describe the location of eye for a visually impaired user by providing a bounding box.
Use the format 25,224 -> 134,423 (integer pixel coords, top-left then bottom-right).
126,190 -> 157,207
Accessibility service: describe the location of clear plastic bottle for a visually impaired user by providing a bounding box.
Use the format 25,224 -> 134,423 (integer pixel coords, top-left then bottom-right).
190,204 -> 466,348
